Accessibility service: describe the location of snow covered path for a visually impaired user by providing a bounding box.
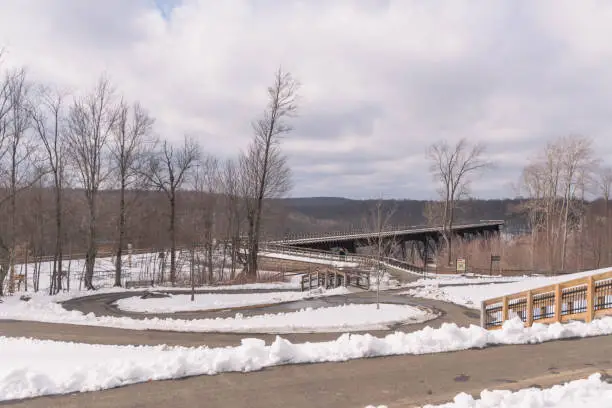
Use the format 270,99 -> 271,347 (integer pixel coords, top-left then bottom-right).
3,317 -> 612,402
0,292 -> 436,333
425,373 -> 612,408
115,289 -> 348,313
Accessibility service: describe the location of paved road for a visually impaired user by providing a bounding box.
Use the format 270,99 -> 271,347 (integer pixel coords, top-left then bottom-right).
2,285 -> 610,407
0,290 -> 478,348
3,334 -> 611,408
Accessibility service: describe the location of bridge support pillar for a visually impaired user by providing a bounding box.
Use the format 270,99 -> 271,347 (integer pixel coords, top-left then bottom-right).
345,240 -> 357,254
400,240 -> 407,261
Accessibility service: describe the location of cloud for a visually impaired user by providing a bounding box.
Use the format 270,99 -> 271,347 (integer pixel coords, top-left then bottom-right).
1,0 -> 612,199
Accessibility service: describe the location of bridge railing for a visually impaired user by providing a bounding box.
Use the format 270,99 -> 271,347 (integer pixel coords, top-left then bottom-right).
260,243 -> 376,267
261,243 -> 425,276
379,256 -> 425,275
300,268 -> 370,291
271,220 -> 505,243
481,268 -> 612,330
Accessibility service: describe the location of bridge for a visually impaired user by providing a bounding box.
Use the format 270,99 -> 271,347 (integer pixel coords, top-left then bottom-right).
271,221 -> 504,258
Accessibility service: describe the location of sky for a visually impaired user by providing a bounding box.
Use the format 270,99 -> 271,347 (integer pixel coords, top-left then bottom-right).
1,0 -> 612,200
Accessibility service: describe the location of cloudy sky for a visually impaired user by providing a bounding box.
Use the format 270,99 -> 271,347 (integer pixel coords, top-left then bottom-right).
1,0 -> 612,199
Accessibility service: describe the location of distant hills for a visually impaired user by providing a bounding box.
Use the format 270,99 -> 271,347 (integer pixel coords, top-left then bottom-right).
273,197 -> 529,236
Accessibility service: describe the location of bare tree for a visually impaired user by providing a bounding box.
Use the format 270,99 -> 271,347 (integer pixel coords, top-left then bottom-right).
423,200 -> 445,227
220,158 -> 243,279
145,136 -> 199,285
427,138 -> 489,266
110,100 -> 154,286
31,86 -> 67,294
192,156 -> 220,284
0,68 -> 42,295
0,67 -> 12,294
66,77 -> 117,290
243,68 -> 298,279
363,197 -> 397,309
599,167 -> 612,266
557,135 -> 595,271
519,136 -> 597,273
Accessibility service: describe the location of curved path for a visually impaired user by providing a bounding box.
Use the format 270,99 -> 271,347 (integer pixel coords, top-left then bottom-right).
0,289 -> 477,348
1,287 -> 611,407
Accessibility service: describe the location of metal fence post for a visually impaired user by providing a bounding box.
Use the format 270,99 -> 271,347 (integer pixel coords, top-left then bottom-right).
554,284 -> 562,323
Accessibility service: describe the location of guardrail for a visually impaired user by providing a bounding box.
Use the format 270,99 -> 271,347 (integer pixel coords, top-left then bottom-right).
261,243 -> 425,277
300,268 -> 370,291
481,269 -> 612,329
270,220 -> 505,244
260,243 -> 375,267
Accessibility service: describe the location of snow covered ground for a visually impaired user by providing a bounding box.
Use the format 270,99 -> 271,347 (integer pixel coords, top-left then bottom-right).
0,292 -> 434,333
3,317 -> 612,401
259,251 -> 359,268
115,288 -> 349,313
424,373 -> 612,407
402,267 -> 612,309
8,249 -> 302,295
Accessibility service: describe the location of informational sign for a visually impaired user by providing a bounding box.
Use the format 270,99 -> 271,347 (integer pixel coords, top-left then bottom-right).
456,258 -> 466,273
490,255 -> 501,276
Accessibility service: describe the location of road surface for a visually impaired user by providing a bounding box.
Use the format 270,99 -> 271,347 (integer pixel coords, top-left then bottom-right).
1,287 -> 610,407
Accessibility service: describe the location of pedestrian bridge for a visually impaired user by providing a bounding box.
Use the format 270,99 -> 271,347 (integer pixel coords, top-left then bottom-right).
270,220 -> 504,253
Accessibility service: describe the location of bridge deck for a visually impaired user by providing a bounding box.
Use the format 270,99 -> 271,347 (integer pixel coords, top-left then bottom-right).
272,220 -> 504,246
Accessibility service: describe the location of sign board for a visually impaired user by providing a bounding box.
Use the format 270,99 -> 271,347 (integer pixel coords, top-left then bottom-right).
490,255 -> 501,276
456,258 -> 466,273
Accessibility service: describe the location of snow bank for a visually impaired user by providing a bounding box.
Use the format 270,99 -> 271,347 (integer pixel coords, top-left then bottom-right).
0,293 -> 434,333
115,288 -> 349,313
425,373 -> 612,408
3,317 -> 612,401
260,251 -> 359,268
403,275 -> 524,288
403,267 -> 612,309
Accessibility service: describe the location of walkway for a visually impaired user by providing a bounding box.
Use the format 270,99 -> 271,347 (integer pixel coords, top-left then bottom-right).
1,287 -> 610,407
3,333 -> 611,408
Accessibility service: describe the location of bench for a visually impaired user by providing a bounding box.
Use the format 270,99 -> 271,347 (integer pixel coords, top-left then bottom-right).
125,280 -> 154,289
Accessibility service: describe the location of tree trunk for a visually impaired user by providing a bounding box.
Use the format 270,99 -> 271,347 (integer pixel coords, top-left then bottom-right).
246,214 -> 257,279
84,194 -> 97,290
606,195 -> 610,266
447,199 -> 455,266
55,183 -> 63,294
170,192 -> 176,285
115,178 -> 126,287
561,192 -> 570,272
9,144 -> 17,294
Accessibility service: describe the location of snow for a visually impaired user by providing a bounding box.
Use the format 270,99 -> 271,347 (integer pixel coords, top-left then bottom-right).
403,267 -> 612,309
425,373 -> 612,408
0,293 -> 434,333
8,250 -> 301,295
3,317 -> 612,401
260,251 -> 359,268
403,275 -> 524,287
115,288 -> 350,313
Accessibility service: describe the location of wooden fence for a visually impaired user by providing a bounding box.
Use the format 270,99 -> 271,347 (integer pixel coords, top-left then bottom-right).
481,269 -> 612,329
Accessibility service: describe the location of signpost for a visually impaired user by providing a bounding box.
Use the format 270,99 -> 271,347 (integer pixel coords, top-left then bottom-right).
456,258 -> 466,274
490,255 -> 501,276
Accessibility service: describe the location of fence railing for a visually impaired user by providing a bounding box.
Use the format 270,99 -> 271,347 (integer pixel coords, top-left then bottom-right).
481,269 -> 612,329
270,220 -> 505,243
300,268 -> 371,291
260,243 -> 425,276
